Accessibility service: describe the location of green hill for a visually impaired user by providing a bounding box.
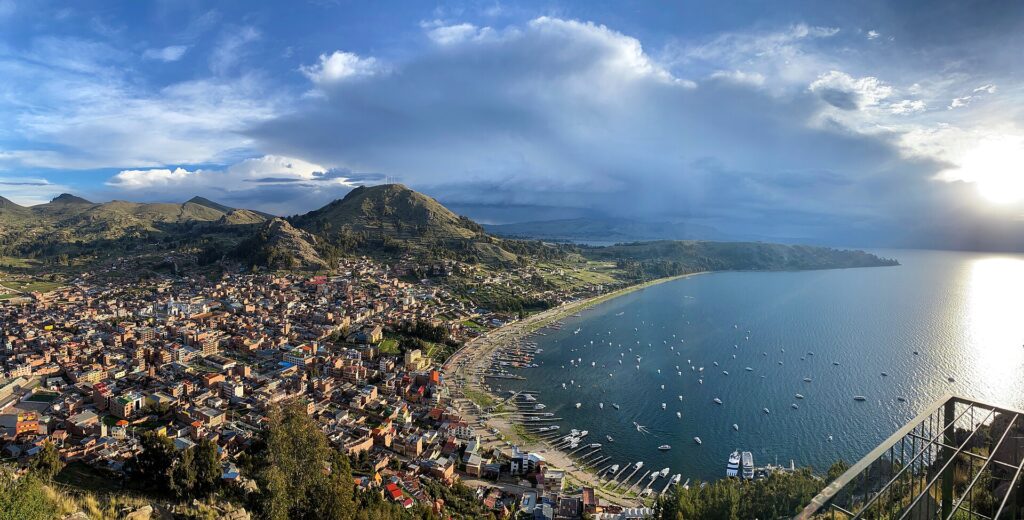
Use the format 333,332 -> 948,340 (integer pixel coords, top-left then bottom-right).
291,184 -> 530,264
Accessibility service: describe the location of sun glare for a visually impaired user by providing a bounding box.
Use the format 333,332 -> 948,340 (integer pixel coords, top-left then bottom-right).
958,137 -> 1024,204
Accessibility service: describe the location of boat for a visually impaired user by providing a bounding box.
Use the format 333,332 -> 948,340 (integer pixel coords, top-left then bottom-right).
676,411 -> 682,419
713,397 -> 723,405
574,328 -> 581,334
803,377 -> 813,382
745,367 -> 753,371
693,437 -> 702,445
897,397 -> 907,402
659,445 -> 672,451
741,452 -> 754,479
853,396 -> 867,401
607,435 -> 614,442
732,424 -> 739,431
678,395 -> 683,401
722,370 -> 729,375
763,407 -> 770,414
661,403 -> 667,410
791,403 -> 799,409
881,372 -> 888,377
607,464 -> 620,474
576,403 -> 582,408
612,403 -> 620,410
795,394 -> 804,399
535,404 -> 546,410
599,402 -> 604,409
832,362 -> 841,366
726,451 -> 741,478
948,376 -> 956,382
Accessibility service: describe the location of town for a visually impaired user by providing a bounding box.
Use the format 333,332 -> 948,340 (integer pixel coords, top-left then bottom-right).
0,254 -> 648,519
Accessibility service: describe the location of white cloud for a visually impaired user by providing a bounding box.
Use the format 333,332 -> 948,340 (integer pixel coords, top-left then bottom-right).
709,69 -> 765,86
142,45 -> 188,62
209,26 -> 260,75
0,174 -> 71,206
809,70 -> 893,110
973,83 -> 997,94
866,30 -> 880,40
300,51 -> 383,85
423,22 -> 491,45
106,155 -> 351,214
889,99 -> 926,115
948,95 -> 973,109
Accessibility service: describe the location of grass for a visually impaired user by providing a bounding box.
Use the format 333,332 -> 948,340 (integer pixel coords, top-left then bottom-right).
461,320 -> 485,332
463,388 -> 495,408
54,462 -> 123,494
0,256 -> 39,269
378,338 -> 400,355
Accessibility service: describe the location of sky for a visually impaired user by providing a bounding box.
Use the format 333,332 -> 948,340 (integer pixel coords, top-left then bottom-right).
1,0 -> 1023,249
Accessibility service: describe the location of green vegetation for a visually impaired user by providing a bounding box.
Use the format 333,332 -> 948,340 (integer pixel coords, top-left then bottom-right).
0,470 -> 58,520
463,388 -> 496,408
30,442 -> 64,481
378,338 -> 400,355
584,241 -> 898,281
653,462 -> 848,520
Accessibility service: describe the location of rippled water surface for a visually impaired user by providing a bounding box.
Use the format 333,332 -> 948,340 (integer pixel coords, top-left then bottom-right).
496,249 -> 1024,481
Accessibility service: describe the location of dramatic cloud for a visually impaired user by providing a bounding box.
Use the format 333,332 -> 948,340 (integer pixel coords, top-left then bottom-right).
248,17 -> 971,240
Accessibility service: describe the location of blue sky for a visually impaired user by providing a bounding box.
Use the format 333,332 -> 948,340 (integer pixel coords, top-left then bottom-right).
1,1 -> 1023,248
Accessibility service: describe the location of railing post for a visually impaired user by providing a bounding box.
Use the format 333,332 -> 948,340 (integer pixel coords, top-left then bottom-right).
940,399 -> 955,519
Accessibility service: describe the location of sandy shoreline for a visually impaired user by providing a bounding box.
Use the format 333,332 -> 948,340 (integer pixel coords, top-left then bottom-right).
442,271 -> 707,506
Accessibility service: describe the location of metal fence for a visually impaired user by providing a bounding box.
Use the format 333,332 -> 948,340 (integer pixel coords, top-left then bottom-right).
796,395 -> 1024,520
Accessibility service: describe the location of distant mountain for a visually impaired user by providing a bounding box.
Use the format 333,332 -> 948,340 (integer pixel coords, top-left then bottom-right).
584,240 -> 898,278
485,217 -> 729,243
0,186 -> 897,276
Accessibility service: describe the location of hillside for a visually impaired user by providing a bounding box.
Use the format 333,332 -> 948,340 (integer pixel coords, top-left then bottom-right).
291,184 -> 541,264
583,240 -> 898,279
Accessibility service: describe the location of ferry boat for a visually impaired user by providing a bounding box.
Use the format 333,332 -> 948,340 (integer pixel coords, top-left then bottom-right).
726,451 -> 741,478
741,451 -> 755,480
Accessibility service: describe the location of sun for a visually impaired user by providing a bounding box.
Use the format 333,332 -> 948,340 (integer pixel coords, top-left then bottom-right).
958,136 -> 1024,204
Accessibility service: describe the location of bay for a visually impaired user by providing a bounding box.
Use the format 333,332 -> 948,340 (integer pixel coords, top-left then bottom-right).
494,249 -> 1024,482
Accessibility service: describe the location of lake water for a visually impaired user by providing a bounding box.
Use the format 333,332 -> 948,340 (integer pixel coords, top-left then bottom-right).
495,249 -> 1024,482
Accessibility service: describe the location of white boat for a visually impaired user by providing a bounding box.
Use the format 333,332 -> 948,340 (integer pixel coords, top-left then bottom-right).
741,451 -> 754,479
795,394 -> 804,399
661,403 -> 667,409
732,423 -> 739,431
607,464 -> 620,474
607,435 -> 614,442
726,450 -> 741,478
722,370 -> 729,375
576,402 -> 582,408
678,395 -> 683,401
763,407 -> 770,414
745,367 -> 753,371
658,444 -> 671,451
535,404 -> 546,410
612,403 -> 620,410
693,437 -> 702,445
599,402 -> 604,409
574,328 -> 581,334
791,403 -> 799,409
713,397 -> 723,404
676,411 -> 682,419
803,378 -> 812,382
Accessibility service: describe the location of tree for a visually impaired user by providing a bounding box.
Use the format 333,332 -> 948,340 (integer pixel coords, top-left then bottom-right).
133,431 -> 175,491
193,438 -> 221,497
169,447 -> 197,498
253,401 -> 356,520
30,441 -> 63,480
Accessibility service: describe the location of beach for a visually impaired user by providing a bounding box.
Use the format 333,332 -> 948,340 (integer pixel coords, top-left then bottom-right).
441,272 -> 706,506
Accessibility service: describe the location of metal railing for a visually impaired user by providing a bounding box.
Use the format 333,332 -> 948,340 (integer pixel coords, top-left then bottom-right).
796,395 -> 1024,520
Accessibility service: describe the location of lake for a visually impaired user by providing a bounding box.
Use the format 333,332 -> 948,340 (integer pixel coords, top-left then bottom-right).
494,249 -> 1024,482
